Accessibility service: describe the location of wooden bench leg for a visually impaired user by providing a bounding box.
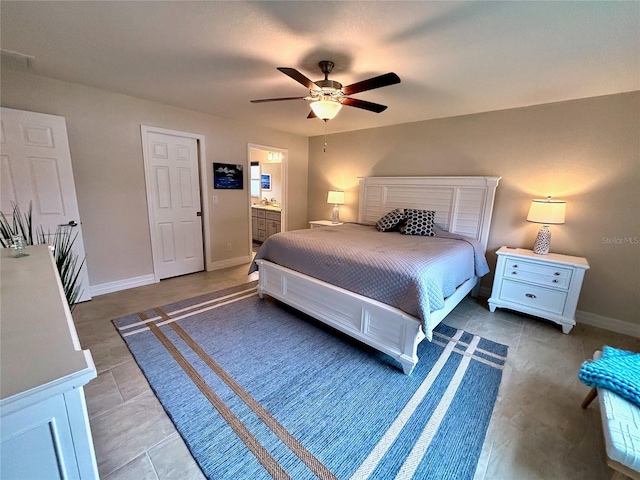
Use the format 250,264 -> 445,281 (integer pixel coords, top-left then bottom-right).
582,387 -> 598,409
611,470 -> 630,480
607,458 -> 640,480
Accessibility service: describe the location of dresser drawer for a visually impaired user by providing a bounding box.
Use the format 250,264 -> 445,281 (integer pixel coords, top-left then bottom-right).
500,280 -> 567,315
257,218 -> 266,230
503,259 -> 572,289
265,211 -> 281,221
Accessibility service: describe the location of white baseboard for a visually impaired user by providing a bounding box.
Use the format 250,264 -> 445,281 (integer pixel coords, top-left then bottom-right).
576,310 -> 640,338
90,256 -> 252,297
207,255 -> 252,271
90,274 -> 156,297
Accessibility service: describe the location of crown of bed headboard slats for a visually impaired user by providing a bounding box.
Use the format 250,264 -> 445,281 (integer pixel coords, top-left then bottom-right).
358,176 -> 501,253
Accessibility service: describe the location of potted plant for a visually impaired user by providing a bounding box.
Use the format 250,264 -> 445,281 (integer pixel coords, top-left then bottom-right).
1,203 -> 85,311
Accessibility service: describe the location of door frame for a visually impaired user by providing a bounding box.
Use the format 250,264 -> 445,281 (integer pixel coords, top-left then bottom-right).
246,143 -> 287,250
141,125 -> 209,283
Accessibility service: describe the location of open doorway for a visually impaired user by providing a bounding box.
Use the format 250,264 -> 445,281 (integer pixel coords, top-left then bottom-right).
247,144 -> 286,253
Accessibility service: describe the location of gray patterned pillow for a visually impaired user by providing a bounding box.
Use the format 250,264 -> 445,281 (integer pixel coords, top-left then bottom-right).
400,209 -> 435,236
375,208 -> 405,232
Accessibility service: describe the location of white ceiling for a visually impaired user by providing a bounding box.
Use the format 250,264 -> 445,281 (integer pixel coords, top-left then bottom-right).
1,1 -> 638,138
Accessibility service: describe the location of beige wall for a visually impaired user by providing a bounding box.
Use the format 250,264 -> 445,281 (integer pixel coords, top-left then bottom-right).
308,92 -> 640,325
1,69 -> 308,286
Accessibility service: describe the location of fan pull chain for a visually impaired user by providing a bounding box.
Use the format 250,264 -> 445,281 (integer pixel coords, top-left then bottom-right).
323,120 -> 328,153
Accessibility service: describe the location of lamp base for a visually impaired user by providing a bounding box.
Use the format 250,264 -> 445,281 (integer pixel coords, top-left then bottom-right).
331,205 -> 340,224
533,226 -> 551,255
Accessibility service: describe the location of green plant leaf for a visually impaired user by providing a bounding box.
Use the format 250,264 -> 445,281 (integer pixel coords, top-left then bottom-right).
1,203 -> 85,311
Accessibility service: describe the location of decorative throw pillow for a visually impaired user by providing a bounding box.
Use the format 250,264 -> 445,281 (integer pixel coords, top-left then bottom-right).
375,208 -> 405,232
400,209 -> 435,236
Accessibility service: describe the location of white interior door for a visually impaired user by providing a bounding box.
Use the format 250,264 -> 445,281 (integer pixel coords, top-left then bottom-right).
143,129 -> 204,280
0,107 -> 92,302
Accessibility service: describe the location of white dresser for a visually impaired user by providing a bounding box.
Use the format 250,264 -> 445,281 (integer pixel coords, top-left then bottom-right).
1,246 -> 98,479
488,247 -> 589,333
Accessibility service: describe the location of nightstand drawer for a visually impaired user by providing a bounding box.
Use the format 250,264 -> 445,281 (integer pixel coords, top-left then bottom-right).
500,280 -> 567,315
504,259 -> 572,289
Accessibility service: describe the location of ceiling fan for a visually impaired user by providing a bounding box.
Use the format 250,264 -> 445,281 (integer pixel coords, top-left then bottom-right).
251,61 -> 401,121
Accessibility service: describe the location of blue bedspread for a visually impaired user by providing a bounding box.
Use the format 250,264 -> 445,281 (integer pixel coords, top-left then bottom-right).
579,346 -> 640,407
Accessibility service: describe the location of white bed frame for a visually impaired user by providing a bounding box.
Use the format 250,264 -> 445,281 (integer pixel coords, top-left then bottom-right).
256,176 -> 501,374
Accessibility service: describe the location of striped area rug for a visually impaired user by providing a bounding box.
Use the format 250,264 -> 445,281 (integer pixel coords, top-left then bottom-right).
113,282 -> 507,480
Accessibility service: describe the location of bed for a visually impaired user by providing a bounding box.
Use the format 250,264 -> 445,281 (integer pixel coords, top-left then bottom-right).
252,176 -> 501,374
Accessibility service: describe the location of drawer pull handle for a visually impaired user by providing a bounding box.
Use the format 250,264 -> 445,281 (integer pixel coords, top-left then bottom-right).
525,293 -> 537,299
554,272 -> 561,276
512,264 -> 518,268
553,279 -> 559,283
511,271 -> 517,275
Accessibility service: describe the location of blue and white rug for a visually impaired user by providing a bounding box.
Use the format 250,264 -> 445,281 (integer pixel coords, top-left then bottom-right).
113,282 -> 507,480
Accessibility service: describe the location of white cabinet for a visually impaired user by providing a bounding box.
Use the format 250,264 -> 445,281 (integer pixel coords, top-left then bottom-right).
488,247 -> 589,333
1,246 -> 98,479
252,207 -> 281,242
266,211 -> 281,238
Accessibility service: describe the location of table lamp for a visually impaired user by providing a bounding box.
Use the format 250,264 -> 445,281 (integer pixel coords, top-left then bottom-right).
327,190 -> 345,224
526,196 -> 566,255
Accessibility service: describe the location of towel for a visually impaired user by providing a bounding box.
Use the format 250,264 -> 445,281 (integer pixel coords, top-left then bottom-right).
579,346 -> 640,407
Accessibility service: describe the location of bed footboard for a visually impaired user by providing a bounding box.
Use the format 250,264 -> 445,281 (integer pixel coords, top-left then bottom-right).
256,259 -> 425,375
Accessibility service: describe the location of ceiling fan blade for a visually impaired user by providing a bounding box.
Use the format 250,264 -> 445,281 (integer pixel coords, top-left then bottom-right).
342,72 -> 401,96
250,97 -> 306,103
307,110 -> 317,119
277,67 -> 322,91
342,97 -> 388,113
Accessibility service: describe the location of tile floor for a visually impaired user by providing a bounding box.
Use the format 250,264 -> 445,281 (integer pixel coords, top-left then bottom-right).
72,263 -> 639,480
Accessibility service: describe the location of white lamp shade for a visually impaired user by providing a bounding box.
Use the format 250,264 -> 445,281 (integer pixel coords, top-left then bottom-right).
527,197 -> 566,225
327,190 -> 345,205
310,100 -> 342,120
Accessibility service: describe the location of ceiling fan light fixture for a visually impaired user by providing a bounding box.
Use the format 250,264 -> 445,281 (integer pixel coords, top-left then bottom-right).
252,61 -> 400,120
309,99 -> 342,121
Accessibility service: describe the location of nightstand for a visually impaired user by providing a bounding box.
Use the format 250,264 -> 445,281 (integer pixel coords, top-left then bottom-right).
309,220 -> 343,229
488,247 -> 589,333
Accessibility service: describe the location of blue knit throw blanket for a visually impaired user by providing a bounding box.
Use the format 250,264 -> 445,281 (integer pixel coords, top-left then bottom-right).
579,346 -> 640,407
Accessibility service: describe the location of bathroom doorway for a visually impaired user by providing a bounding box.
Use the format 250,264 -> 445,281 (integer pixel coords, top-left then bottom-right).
247,144 -> 286,253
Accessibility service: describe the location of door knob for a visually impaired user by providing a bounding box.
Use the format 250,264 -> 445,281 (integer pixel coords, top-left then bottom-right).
59,220 -> 78,227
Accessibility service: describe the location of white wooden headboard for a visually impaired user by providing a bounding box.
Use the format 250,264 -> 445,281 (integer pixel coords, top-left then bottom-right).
357,176 -> 501,252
